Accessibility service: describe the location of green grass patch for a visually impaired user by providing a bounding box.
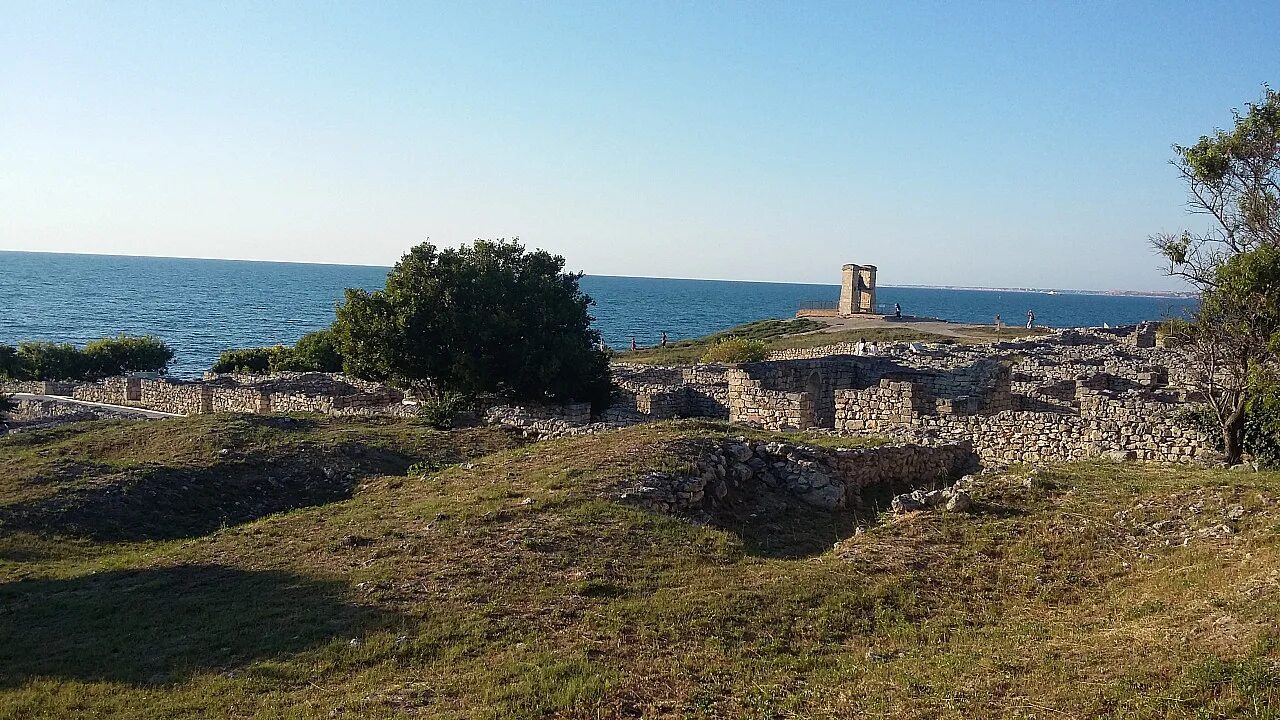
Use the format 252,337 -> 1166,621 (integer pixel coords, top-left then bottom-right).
1,417 -> 1278,717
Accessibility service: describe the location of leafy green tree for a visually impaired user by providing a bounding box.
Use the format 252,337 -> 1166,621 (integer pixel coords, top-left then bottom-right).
1153,87 -> 1280,464
276,330 -> 344,372
333,239 -> 611,410
0,345 -> 23,380
82,335 -> 174,379
212,347 -> 287,374
15,342 -> 85,381
212,330 -> 344,375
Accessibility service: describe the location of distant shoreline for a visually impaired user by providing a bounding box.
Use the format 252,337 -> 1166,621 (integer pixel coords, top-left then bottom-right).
0,249 -> 1195,298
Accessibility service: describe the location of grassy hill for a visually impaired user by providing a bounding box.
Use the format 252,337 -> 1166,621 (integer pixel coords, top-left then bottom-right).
1,415 -> 1278,718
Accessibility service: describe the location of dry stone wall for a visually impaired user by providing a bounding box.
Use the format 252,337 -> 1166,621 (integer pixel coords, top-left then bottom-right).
485,403 -> 599,438
0,380 -> 77,396
619,437 -> 977,515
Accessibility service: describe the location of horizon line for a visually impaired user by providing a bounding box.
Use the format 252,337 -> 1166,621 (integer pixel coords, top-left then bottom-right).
0,248 -> 1191,296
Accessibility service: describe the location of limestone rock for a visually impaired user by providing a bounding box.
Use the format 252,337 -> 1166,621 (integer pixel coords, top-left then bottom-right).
944,491 -> 972,513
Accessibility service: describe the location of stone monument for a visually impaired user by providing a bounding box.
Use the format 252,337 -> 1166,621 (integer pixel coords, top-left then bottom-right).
838,263 -> 877,316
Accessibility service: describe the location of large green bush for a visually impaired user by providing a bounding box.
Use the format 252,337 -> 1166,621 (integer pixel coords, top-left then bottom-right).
212,330 -> 345,375
333,239 -> 611,411
0,345 -> 21,380
211,347 -> 288,374
0,336 -> 173,381
15,342 -> 86,381
700,337 -> 768,364
82,335 -> 173,378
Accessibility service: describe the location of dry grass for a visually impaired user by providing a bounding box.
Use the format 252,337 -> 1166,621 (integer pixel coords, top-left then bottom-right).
1,416 -> 1278,718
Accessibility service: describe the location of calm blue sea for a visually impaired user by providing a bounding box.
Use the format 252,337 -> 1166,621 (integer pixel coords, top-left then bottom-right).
0,251 -> 1198,377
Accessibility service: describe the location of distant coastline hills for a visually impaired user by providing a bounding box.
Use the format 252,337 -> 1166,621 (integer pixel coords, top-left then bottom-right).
0,249 -> 1197,298
889,283 -> 1199,299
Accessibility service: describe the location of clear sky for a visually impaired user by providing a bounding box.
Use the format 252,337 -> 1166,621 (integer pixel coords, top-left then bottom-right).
2,2 -> 1278,290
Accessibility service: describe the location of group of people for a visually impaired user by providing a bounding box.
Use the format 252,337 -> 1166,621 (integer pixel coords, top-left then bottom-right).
620,331 -> 668,352
994,310 -> 1037,329
854,338 -> 881,356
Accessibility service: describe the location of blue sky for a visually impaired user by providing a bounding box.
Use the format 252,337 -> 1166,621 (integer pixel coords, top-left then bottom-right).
2,2 -> 1278,290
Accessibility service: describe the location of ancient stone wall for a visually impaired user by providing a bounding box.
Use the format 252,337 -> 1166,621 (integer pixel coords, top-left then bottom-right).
139,379 -> 211,415
681,365 -> 730,418
619,437 -> 976,515
71,377 -> 130,405
606,363 -> 730,423
0,380 -> 77,396
7,398 -> 137,423
485,402 -> 598,438
209,385 -> 271,414
726,369 -> 815,430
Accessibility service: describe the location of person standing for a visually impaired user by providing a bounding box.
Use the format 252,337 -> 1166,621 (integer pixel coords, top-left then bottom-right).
630,336 -> 638,352
1027,310 -> 1035,329
660,331 -> 668,348
855,337 -> 867,356
894,303 -> 902,319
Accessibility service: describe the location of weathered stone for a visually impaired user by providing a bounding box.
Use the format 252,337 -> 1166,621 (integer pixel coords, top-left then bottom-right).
944,491 -> 973,513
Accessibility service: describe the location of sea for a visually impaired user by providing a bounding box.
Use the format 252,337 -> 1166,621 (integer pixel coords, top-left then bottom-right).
0,251 -> 1199,378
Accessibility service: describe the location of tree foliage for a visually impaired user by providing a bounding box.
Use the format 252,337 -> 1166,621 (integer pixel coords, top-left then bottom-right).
212,330 -> 344,375
287,330 -> 344,372
0,345 -> 21,380
1153,87 -> 1280,464
332,239 -> 611,410
13,342 -> 85,381
82,335 -> 174,379
0,336 -> 173,381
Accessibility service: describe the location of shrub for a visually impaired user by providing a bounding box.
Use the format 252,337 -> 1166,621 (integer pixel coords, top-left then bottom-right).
82,335 -> 173,378
333,239 -> 612,411
213,330 -> 345,375
416,391 -> 466,430
0,392 -> 14,414
277,330 -> 344,372
700,337 -> 768,364
212,347 -> 285,374
0,345 -> 23,380
16,342 -> 85,381
1182,398 -> 1280,468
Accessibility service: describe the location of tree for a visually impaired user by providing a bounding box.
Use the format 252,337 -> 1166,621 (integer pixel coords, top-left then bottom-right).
82,335 -> 174,379
1153,87 -> 1280,464
332,239 -> 612,410
15,342 -> 85,381
0,345 -> 22,380
211,331 -> 343,375
278,330 -> 344,372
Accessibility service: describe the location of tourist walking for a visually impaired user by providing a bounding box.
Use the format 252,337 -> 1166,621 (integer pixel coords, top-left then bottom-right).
630,336 -> 637,352
660,331 -> 668,348
894,303 -> 901,319
1027,310 -> 1035,329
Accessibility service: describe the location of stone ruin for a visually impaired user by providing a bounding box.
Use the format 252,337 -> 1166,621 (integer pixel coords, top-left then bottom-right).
1,372 -> 412,419
838,263 -> 878,315
619,437 -> 976,517
599,324 -> 1211,465
1,322 -> 1215,466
